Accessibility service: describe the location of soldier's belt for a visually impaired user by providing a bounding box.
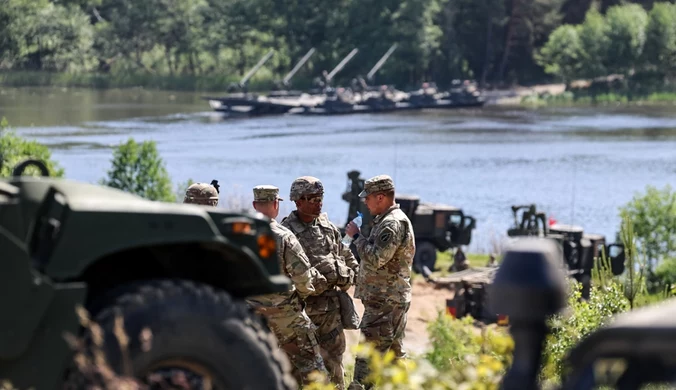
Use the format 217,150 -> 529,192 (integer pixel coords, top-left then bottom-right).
317,326 -> 342,342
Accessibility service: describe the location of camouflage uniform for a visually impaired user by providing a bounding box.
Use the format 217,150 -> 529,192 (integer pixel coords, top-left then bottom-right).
183,182 -> 219,206
246,185 -> 330,385
348,175 -> 416,390
281,176 -> 360,390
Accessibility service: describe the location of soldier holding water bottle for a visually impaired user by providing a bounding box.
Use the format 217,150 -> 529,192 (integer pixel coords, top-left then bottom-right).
344,174 -> 416,390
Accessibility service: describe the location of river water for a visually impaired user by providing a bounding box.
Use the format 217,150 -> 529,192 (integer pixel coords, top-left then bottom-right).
1,86 -> 675,252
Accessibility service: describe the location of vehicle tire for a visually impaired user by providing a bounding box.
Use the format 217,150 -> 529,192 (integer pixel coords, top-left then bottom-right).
413,241 -> 437,274
63,279 -> 296,390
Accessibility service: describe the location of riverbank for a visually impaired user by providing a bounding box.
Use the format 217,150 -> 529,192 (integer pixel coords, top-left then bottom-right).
0,71 -> 277,93
5,71 -> 676,108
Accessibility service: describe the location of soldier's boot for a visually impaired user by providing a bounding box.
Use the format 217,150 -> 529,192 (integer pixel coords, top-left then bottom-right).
347,357 -> 372,390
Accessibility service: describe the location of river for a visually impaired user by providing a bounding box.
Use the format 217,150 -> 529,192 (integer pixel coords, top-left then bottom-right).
1,86 -> 675,252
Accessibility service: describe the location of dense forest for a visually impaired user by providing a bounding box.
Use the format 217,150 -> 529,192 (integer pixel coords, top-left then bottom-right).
0,0 -> 675,90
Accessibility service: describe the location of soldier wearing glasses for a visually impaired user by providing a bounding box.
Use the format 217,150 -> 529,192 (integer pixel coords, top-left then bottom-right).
281,176 -> 360,390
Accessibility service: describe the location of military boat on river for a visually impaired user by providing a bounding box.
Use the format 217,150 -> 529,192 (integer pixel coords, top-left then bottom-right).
203,45 -> 486,118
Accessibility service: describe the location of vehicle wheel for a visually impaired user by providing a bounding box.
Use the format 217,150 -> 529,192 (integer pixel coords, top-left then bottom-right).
63,279 -> 296,390
413,242 -> 437,274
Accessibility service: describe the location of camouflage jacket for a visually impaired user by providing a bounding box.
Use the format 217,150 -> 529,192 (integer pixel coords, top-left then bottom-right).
354,204 -> 415,304
282,211 -> 360,313
247,219 -> 328,312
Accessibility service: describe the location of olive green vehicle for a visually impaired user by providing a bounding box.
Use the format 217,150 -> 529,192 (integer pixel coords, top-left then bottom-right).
341,170 -> 476,272
0,160 -> 296,390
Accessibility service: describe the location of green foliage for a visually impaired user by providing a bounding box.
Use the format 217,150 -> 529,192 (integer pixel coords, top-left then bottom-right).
536,25 -> 582,82
619,184 -> 676,271
618,216 -> 648,309
305,315 -> 514,389
541,279 -> 630,384
537,2 -> 676,94
99,138 -> 175,202
0,116 -> 64,177
653,257 -> 676,294
643,2 -> 676,76
4,0 -> 673,89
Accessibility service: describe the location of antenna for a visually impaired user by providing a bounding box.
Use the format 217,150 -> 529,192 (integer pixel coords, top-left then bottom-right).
570,158 -> 577,225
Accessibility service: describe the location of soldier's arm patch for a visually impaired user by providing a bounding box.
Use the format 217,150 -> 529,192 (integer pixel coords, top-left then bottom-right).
378,230 -> 394,245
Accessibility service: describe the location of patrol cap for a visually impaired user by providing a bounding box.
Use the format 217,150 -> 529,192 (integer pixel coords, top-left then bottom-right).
289,176 -> 324,201
359,174 -> 395,198
184,182 -> 219,205
253,185 -> 283,202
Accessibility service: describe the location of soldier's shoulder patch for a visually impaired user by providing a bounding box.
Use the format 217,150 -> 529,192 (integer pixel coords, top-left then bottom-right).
378,228 -> 395,245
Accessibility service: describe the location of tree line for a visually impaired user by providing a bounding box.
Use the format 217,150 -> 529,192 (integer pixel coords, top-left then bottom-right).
538,2 -> 676,85
0,0 -> 673,90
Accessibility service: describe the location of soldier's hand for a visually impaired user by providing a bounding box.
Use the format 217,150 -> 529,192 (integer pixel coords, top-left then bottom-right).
346,221 -> 360,237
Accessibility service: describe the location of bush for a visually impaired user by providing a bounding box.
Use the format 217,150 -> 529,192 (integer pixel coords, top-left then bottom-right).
99,138 -> 175,202
304,315 -> 514,390
619,184 -> 676,291
0,117 -> 64,178
540,279 -> 629,384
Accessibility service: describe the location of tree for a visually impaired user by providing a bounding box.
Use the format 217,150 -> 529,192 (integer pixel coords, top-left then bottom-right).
0,117 -> 65,177
619,184 -> 676,272
577,7 -> 610,79
536,24 -> 582,83
642,2 -> 676,76
100,138 -> 175,202
604,3 -> 648,75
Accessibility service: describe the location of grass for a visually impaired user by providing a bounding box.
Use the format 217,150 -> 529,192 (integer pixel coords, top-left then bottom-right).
521,90 -> 676,107
434,251 -> 491,275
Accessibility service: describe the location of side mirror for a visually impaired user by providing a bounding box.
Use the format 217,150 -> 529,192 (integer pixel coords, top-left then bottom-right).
608,244 -> 626,276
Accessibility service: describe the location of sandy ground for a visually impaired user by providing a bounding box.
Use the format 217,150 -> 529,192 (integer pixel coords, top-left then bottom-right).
341,278 -> 456,366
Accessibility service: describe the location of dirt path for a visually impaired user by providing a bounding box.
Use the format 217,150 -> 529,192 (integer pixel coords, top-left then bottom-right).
342,278 -> 456,366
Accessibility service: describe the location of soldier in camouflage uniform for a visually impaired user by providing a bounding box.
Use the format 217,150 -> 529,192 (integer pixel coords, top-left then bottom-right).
183,182 -> 219,206
281,176 -> 360,390
245,185 -> 330,386
344,175 -> 415,390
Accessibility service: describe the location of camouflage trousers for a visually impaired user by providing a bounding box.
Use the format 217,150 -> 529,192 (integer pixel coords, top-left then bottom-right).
348,300 -> 411,390
251,304 -> 328,385
308,307 -> 346,390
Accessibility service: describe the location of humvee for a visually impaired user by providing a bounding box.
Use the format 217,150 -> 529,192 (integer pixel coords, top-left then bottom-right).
491,238 -> 676,390
341,170 -> 476,272
0,160 -> 296,389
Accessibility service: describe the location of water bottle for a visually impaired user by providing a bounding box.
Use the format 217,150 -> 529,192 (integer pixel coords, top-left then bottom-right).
342,212 -> 363,246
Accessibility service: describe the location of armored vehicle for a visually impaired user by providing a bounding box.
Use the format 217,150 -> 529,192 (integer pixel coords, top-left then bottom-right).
0,160 -> 296,390
430,204 -> 625,325
341,170 -> 476,272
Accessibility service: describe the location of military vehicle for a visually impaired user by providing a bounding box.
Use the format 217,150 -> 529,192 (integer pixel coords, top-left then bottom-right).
340,170 -> 476,272
0,159 -> 296,390
204,44 -> 486,118
490,238 -> 676,390
427,203 -> 626,325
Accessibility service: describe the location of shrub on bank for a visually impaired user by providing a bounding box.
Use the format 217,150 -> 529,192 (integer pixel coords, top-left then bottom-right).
0,117 -> 64,177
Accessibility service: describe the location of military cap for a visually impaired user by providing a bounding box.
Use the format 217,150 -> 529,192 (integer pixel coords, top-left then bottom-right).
184,182 -> 219,205
253,185 -> 283,202
359,174 -> 395,197
289,176 -> 324,201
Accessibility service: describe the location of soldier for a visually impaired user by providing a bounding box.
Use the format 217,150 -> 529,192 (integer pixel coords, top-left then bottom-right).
246,185 -> 330,386
344,175 -> 415,390
183,181 -> 220,206
281,176 -> 360,390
